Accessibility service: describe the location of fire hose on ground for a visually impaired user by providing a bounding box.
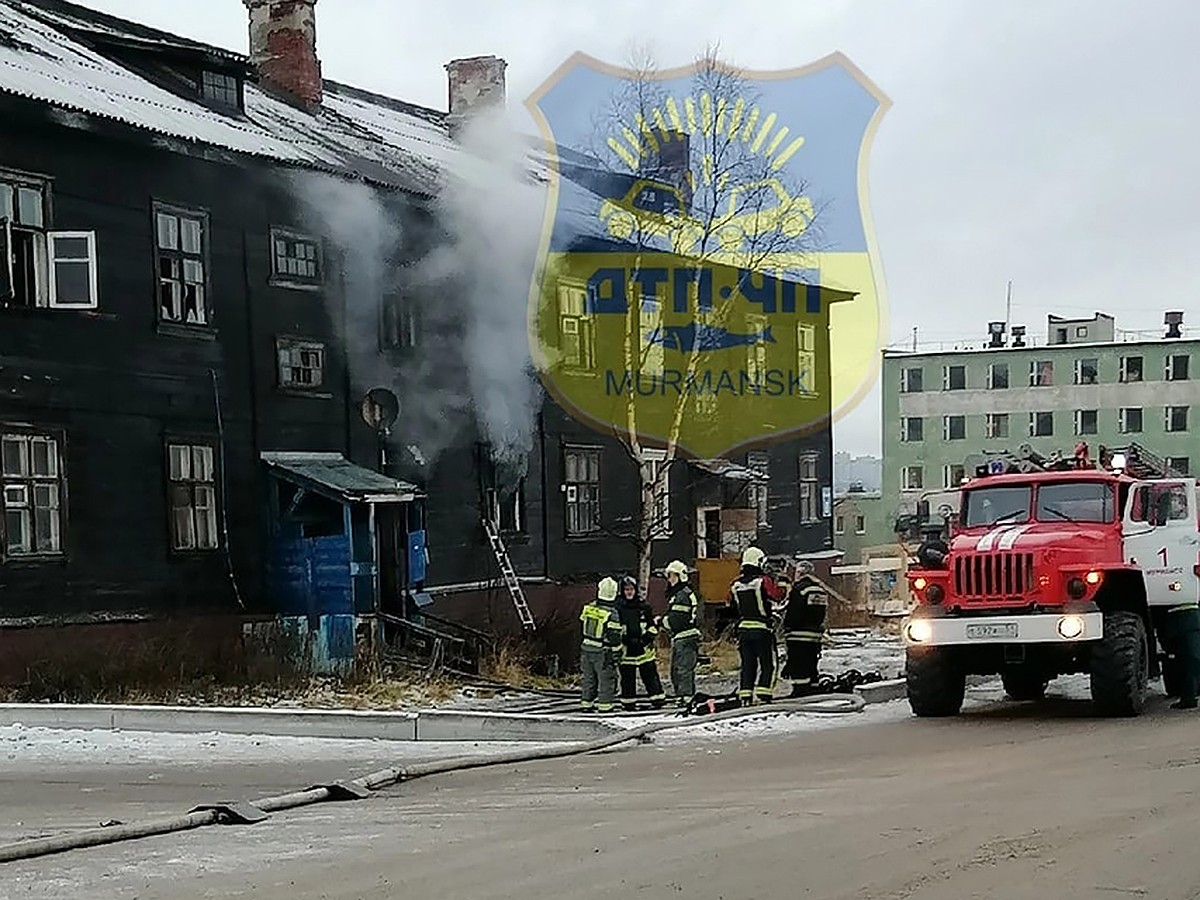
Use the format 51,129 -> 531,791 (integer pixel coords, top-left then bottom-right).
0,692 -> 866,865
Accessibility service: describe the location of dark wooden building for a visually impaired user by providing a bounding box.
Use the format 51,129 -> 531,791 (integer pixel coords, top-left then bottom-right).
0,0 -> 836,673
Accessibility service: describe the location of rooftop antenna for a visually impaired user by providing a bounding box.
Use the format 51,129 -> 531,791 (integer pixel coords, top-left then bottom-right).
911,326 -> 918,351
1005,280 -> 1013,336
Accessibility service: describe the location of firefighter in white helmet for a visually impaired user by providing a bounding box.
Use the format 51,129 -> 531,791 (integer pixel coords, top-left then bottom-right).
657,559 -> 701,705
579,576 -> 626,713
725,546 -> 785,705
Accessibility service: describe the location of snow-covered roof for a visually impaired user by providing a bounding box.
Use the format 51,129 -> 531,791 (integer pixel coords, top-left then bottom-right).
0,0 -> 466,195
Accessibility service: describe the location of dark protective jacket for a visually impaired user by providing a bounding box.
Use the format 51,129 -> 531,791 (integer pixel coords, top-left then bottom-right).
617,594 -> 659,663
727,565 -> 784,632
782,574 -> 827,641
580,600 -> 626,653
663,581 -> 701,641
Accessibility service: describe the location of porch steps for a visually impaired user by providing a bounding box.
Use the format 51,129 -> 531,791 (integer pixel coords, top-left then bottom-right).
483,516 -> 536,631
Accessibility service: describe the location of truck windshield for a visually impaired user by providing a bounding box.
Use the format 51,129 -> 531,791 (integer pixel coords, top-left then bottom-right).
1036,482 -> 1114,524
962,486 -> 1031,526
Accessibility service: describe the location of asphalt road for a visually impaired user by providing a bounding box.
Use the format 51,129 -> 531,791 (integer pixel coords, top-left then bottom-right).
6,691 -> 1200,900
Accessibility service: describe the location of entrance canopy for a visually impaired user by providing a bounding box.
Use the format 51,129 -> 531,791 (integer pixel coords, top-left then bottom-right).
689,459 -> 770,482
261,452 -> 423,504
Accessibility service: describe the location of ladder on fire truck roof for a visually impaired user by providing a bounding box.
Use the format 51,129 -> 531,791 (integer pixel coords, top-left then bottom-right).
482,515 -> 537,632
974,441 -> 1186,480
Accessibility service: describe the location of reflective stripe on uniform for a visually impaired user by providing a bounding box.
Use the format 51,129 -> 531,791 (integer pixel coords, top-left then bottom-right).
671,628 -> 701,641
621,650 -> 656,665
786,630 -> 824,641
738,620 -> 770,630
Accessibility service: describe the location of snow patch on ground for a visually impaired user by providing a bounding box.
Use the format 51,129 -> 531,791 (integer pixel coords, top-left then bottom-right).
0,724 -> 557,768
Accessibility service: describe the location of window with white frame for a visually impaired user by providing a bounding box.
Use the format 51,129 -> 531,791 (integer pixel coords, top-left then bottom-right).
943,464 -> 966,488
1074,409 -> 1098,435
1,430 -> 64,558
1119,355 -> 1143,383
902,466 -> 924,491
486,480 -> 526,534
563,446 -> 601,536
834,514 -> 845,535
798,454 -> 819,522
854,514 -> 866,534
987,362 -> 1009,390
795,323 -> 816,395
167,442 -> 218,551
155,204 -> 208,326
747,451 -> 769,527
900,417 -> 923,442
1029,411 -> 1054,437
942,365 -> 966,390
1166,354 -> 1190,381
381,293 -> 420,350
745,312 -> 768,380
558,281 -> 595,371
643,449 -> 671,538
276,337 -> 326,390
1,174 -> 99,310
270,228 -> 322,288
1119,407 -> 1143,434
986,413 -> 1009,439
1074,358 -> 1098,385
1029,360 -> 1054,386
943,415 -> 966,441
900,367 -> 923,393
1165,406 -> 1189,433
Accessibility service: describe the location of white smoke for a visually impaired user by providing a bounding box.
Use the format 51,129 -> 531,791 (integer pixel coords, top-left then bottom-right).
285,104 -> 546,482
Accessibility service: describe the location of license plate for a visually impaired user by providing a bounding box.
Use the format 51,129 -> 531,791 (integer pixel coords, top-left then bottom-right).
965,622 -> 1019,640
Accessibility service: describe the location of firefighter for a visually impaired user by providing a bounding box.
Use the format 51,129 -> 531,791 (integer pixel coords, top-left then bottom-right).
658,559 -> 702,705
726,546 -> 785,705
1166,598 -> 1200,710
781,559 -> 828,697
617,575 -> 667,709
579,576 -> 625,713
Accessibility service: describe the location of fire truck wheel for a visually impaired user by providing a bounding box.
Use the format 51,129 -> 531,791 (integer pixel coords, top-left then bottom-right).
1089,610 -> 1149,717
1001,669 -> 1048,701
905,648 -> 965,717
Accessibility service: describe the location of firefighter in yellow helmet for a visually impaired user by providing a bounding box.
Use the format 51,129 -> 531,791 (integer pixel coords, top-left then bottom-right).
725,546 -> 785,705
579,576 -> 626,713
657,559 -> 701,705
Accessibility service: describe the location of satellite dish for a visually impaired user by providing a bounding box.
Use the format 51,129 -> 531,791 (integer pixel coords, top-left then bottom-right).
937,503 -> 954,519
361,388 -> 400,432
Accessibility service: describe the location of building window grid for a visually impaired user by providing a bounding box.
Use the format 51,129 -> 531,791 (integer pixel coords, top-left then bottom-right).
1119,356 -> 1143,383
167,443 -> 218,551
276,338 -> 326,389
1,431 -> 64,558
900,367 -> 923,393
1029,411 -> 1054,437
943,464 -> 966,489
1165,406 -> 1189,433
1166,354 -> 1190,382
747,451 -> 769,527
1030,360 -> 1054,386
902,465 -> 923,491
564,447 -> 601,536
943,415 -> 966,441
1119,407 -> 1143,434
1074,358 -> 1098,385
155,206 -> 207,326
900,416 -> 923,443
1074,409 -> 1098,435
558,283 -> 596,371
270,228 -> 322,286
942,365 -> 966,391
201,70 -> 241,108
986,413 -> 1009,440
798,454 -> 819,523
834,514 -> 845,535
987,363 -> 1009,390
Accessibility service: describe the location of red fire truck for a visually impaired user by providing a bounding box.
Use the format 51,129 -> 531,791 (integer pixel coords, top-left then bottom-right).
903,442 -> 1200,717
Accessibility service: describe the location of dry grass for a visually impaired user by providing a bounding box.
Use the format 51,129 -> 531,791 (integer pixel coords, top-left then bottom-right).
483,644 -> 578,690
700,637 -> 741,674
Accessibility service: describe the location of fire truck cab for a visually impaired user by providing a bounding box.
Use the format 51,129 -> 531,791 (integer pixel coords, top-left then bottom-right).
903,442 -> 1200,717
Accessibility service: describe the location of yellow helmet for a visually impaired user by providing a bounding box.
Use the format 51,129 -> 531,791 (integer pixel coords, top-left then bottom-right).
597,576 -> 619,602
741,546 -> 766,568
665,559 -> 689,581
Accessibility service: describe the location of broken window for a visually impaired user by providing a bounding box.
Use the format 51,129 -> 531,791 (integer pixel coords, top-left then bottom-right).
270,227 -> 322,287
558,281 -> 595,370
276,337 -> 326,389
155,205 -> 208,325
486,480 -> 526,534
1,175 -> 99,310
798,453 -> 819,523
167,442 -> 218,551
563,446 -> 601,536
2,430 -> 65,559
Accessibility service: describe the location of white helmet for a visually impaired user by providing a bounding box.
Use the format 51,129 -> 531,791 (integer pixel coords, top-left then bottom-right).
741,546 -> 766,568
597,576 -> 618,602
665,559 -> 689,581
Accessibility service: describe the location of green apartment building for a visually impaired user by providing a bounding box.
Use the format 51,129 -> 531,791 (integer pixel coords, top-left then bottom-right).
879,312 -> 1199,527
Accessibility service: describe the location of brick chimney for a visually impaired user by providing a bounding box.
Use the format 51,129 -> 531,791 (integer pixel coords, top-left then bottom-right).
445,55 -> 507,133
244,0 -> 322,109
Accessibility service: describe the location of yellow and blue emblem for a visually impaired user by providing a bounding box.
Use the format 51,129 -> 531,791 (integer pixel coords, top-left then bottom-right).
525,51 -> 890,459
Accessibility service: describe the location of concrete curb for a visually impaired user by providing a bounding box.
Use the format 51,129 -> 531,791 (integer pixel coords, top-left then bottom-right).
0,703 -> 622,744
854,679 -> 907,704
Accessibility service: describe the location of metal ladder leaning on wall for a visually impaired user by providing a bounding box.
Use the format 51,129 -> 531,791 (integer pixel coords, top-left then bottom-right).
482,516 -> 537,632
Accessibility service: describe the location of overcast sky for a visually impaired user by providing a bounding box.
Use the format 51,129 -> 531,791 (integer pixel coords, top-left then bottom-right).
87,0 -> 1200,456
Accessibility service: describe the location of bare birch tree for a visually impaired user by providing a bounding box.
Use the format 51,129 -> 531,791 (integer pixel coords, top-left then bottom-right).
577,45 -> 829,595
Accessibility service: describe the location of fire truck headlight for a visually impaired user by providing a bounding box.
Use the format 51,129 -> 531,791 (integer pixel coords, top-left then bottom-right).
1066,577 -> 1087,600
1085,570 -> 1102,585
906,619 -> 933,644
912,577 -> 928,591
926,583 -> 945,604
1057,615 -> 1086,640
